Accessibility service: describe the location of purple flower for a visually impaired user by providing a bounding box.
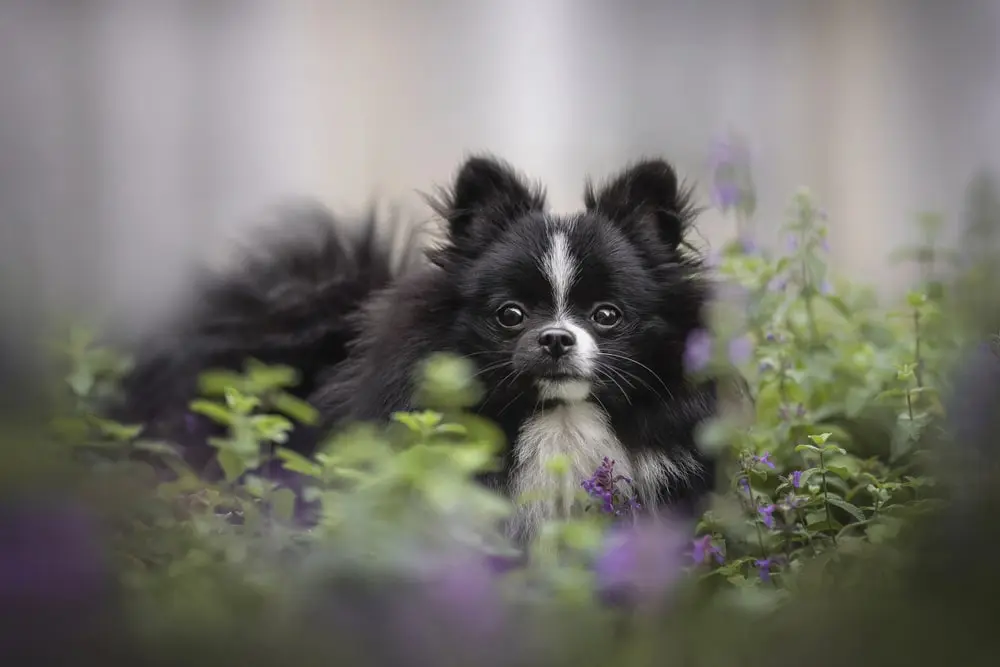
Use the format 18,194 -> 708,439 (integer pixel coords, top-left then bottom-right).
758,360 -> 774,373
768,276 -> 788,292
683,329 -> 713,373
0,501 -> 108,603
709,134 -> 756,217
582,458 -> 640,516
755,452 -> 776,469
820,236 -> 830,251
819,279 -> 833,295
782,493 -> 806,511
423,555 -> 503,636
778,403 -> 807,421
739,235 -> 756,254
754,557 -> 776,582
690,534 -> 724,565
727,335 -> 753,365
739,478 -> 752,495
595,518 -> 689,608
790,470 -> 803,488
788,235 -> 799,252
758,504 -> 777,529
712,182 -> 742,210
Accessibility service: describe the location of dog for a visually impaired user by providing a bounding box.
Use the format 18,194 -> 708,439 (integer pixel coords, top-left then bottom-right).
119,155 -> 729,541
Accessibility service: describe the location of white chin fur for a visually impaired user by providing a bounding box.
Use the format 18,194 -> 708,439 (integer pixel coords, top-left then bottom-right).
537,378 -> 591,402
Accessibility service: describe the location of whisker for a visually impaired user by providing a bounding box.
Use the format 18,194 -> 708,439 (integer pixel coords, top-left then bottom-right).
594,366 -> 631,406
598,351 -> 676,401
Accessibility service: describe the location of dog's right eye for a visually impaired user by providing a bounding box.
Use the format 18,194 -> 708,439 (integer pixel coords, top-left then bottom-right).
496,303 -> 527,328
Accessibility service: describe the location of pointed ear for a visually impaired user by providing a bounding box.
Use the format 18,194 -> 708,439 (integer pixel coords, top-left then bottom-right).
425,155 -> 546,245
584,159 -> 696,249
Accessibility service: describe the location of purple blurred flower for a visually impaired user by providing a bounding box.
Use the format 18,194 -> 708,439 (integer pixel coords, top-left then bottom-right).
423,555 -> 504,637
0,501 -> 107,603
819,279 -> 833,295
758,504 -> 777,529
782,493 -> 806,511
790,470 -> 803,489
754,557 -> 777,582
778,403 -> 807,421
595,518 -> 690,608
768,276 -> 788,292
755,452 -> 776,469
712,182 -> 742,210
788,235 -> 799,252
738,234 -> 757,255
727,335 -> 753,365
690,534 -> 724,565
683,329 -> 713,373
820,236 -> 830,252
739,478 -> 752,495
709,133 -> 756,216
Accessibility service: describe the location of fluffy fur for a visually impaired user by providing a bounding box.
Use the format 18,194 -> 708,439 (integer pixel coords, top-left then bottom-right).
120,156 -> 727,541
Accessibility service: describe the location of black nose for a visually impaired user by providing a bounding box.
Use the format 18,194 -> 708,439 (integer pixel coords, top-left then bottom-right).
538,327 -> 576,358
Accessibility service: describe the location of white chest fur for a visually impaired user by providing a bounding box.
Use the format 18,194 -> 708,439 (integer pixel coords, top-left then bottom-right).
506,401 -> 698,541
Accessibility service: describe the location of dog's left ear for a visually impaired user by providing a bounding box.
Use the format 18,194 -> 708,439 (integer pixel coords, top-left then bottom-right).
584,159 -> 694,249
427,155 -> 547,246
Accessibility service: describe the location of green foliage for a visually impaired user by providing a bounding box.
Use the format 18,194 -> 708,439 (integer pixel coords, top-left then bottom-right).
24,170 -> 995,665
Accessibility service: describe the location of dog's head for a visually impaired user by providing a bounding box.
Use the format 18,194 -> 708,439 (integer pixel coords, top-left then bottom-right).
426,155 -> 708,408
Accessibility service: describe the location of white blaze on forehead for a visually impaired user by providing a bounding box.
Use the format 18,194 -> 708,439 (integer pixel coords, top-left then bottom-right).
542,230 -> 578,315
538,225 -> 597,380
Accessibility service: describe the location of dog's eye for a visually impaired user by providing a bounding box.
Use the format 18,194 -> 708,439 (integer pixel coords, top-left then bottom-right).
496,303 -> 527,328
591,305 -> 622,328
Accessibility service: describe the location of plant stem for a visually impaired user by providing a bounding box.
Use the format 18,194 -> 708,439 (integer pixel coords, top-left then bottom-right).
819,450 -> 836,544
913,309 -> 924,389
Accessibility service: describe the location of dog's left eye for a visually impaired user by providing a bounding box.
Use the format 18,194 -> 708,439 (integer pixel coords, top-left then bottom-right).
591,305 -> 622,328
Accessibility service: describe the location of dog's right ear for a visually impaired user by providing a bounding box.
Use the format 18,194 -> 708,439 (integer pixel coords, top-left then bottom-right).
425,155 -> 547,245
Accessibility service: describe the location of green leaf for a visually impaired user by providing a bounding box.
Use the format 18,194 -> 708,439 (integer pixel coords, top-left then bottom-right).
197,370 -> 246,396
216,449 -> 248,483
825,465 -> 853,481
270,488 -> 297,522
905,291 -> 928,308
807,432 -> 832,445
844,388 -> 871,418
132,440 -> 181,458
694,418 -> 736,455
270,392 -> 320,425
875,389 -> 907,402
224,388 -> 260,415
91,417 -> 144,442
825,496 -> 866,522
433,423 -> 469,438
275,448 -> 323,477
66,369 -> 96,397
190,400 -> 234,426
245,359 -> 299,390
795,444 -> 821,454
250,414 -> 293,444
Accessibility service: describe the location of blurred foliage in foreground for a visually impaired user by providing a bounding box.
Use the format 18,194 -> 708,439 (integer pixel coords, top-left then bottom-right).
4,150 -> 1000,666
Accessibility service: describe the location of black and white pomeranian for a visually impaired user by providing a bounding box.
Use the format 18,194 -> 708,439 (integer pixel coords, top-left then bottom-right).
121,155 -> 733,540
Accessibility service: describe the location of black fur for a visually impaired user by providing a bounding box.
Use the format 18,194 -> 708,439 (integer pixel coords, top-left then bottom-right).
120,156 -> 723,517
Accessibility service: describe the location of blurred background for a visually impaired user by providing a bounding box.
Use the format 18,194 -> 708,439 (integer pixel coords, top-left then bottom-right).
2,0 -> 999,336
